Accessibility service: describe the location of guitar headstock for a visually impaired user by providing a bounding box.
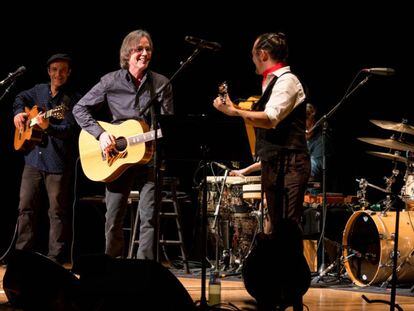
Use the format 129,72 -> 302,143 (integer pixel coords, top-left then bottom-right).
218,81 -> 228,104
51,104 -> 68,120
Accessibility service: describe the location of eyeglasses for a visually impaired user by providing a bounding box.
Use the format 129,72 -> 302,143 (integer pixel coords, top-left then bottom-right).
129,46 -> 152,54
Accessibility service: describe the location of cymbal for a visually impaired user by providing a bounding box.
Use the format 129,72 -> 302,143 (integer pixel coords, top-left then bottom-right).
370,119 -> 414,135
366,150 -> 407,163
358,137 -> 414,152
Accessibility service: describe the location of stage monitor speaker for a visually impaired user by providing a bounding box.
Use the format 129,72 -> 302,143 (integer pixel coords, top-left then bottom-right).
79,254 -> 196,311
3,250 -> 80,311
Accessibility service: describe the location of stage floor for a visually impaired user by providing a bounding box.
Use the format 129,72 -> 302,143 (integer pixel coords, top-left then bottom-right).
1,264 -> 414,310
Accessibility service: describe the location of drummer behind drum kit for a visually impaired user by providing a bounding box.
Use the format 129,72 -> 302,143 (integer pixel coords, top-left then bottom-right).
341,118 -> 414,287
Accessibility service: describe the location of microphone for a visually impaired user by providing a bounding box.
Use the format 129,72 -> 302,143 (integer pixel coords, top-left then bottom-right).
0,66 -> 26,86
185,36 -> 221,51
362,67 -> 395,76
212,161 -> 232,171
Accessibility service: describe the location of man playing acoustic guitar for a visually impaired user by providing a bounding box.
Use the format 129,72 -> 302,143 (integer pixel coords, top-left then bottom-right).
73,30 -> 173,260
213,32 -> 310,311
13,53 -> 79,265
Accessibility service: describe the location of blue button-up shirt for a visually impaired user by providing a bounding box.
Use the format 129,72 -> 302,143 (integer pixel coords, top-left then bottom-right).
13,83 -> 80,173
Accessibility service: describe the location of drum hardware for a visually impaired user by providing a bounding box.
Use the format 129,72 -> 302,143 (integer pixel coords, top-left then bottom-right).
356,178 -> 393,195
343,209 -> 414,286
380,195 -> 395,215
385,168 -> 400,193
356,177 -> 397,212
342,208 -> 414,309
356,178 -> 369,209
312,240 -> 349,284
209,168 -> 231,276
357,117 -> 413,309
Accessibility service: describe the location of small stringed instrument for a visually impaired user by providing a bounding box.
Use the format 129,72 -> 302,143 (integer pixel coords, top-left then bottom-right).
78,119 -> 162,182
14,104 -> 67,151
218,82 -> 259,157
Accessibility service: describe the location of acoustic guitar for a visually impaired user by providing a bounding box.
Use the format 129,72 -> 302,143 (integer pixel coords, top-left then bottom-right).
78,119 -> 161,182
14,104 -> 67,151
218,82 -> 259,157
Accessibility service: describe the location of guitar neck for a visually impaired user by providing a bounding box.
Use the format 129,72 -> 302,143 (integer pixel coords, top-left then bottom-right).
44,109 -> 55,119
128,128 -> 162,146
29,108 -> 55,127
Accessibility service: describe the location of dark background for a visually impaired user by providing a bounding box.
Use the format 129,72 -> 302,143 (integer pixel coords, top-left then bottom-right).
0,4 -> 412,257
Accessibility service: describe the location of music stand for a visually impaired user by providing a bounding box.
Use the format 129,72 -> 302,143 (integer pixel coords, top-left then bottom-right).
158,114 -> 253,309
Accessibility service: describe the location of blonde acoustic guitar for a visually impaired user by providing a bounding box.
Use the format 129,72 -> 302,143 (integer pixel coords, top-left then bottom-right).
78,119 -> 161,182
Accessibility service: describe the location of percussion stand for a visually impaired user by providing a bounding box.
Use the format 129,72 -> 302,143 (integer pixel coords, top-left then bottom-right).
310,73 -> 370,281
211,166 -> 230,273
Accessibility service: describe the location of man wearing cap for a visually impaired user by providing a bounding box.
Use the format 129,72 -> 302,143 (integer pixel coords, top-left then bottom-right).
13,53 -> 80,265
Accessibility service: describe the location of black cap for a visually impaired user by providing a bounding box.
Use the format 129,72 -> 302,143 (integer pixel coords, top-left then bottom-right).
46,53 -> 72,66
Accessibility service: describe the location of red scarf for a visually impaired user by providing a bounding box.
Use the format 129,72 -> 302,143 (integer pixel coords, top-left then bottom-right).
262,63 -> 287,85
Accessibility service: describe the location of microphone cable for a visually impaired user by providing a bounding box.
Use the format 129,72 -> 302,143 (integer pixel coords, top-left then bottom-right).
0,218 -> 19,263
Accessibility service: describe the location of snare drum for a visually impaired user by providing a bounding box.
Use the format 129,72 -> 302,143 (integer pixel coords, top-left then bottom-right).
342,210 -> 414,286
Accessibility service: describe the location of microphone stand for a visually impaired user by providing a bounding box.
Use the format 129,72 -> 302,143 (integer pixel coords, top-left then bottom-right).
138,47 -> 202,263
310,73 -> 370,282
212,167 -> 229,275
0,79 -> 17,102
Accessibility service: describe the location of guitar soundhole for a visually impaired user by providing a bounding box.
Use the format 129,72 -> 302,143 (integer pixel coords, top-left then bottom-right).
115,137 -> 127,152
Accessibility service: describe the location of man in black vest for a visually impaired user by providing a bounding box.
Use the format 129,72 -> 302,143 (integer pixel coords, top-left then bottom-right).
213,32 -> 310,310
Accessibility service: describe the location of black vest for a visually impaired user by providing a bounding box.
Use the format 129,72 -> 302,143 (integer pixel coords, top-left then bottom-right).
254,72 -> 308,161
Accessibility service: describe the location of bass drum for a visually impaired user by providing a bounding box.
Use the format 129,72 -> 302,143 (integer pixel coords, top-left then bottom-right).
342,210 -> 414,287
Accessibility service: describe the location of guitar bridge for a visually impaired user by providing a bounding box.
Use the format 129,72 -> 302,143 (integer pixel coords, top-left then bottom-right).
105,150 -> 128,166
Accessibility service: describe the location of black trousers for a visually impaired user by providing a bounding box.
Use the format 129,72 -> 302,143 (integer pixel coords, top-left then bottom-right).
261,151 -> 310,232
15,165 -> 71,261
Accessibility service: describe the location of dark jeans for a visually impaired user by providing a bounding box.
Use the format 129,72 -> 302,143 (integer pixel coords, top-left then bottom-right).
105,166 -> 155,259
15,165 -> 70,261
262,151 -> 310,230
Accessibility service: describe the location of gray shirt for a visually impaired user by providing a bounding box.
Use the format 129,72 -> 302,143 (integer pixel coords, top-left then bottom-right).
73,69 -> 173,139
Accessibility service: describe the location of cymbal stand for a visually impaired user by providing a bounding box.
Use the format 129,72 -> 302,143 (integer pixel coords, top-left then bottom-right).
356,178 -> 370,210
384,167 -> 399,194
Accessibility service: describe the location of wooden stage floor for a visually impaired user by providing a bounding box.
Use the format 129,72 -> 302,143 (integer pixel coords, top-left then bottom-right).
1,264 -> 414,310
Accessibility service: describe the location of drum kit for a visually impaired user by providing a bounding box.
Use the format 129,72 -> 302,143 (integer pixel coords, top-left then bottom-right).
204,175 -> 262,273
203,119 -> 414,287
339,118 -> 414,287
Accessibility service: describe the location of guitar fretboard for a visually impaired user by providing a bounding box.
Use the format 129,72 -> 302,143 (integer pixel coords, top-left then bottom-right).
128,129 -> 162,145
